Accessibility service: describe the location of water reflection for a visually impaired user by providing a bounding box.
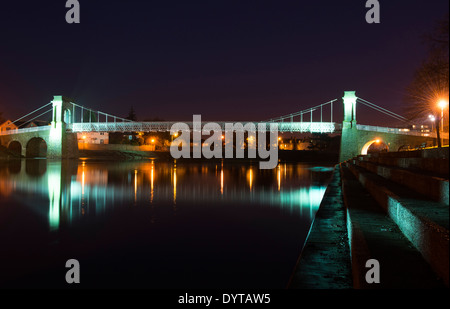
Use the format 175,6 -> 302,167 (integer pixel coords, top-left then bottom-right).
0,159 -> 332,232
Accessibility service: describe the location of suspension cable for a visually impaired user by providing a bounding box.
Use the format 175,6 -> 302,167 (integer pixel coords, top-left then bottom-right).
11,102 -> 52,125
16,108 -> 53,128
358,101 -> 407,122
266,99 -> 337,122
357,98 -> 409,122
70,102 -> 134,122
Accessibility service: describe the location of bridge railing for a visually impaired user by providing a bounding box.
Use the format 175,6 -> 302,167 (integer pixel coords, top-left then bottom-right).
356,124 -> 440,138
0,125 -> 51,136
68,122 -> 340,133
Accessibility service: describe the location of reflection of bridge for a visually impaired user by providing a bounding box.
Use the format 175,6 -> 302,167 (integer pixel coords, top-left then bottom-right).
0,91 -> 445,162
0,160 -> 327,231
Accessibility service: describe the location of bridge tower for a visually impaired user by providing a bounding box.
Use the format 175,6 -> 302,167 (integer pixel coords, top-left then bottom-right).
338,91 -> 436,162
47,95 -> 78,158
339,91 -> 359,162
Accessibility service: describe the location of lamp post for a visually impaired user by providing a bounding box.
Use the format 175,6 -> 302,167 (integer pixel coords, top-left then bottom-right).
438,99 -> 448,146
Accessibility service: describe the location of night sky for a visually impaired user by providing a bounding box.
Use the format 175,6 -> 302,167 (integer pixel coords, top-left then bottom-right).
1,0 -> 448,126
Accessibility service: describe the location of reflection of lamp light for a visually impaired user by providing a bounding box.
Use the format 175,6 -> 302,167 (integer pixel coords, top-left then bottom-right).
134,169 -> 138,202
247,168 -> 253,191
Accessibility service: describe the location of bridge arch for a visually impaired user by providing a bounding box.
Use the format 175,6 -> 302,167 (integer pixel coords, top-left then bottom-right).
26,137 -> 48,158
361,139 -> 389,155
64,109 -> 72,124
7,140 -> 22,157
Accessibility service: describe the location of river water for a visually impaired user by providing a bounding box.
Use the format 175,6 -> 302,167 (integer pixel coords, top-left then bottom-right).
0,158 -> 334,289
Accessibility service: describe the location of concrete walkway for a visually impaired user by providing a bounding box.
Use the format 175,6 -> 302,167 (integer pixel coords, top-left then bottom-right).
289,147 -> 449,289
288,167 -> 352,288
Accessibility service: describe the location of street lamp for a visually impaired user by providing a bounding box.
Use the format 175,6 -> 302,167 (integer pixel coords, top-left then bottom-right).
428,115 -> 436,132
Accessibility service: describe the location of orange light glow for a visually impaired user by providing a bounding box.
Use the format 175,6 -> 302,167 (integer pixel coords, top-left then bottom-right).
438,99 -> 448,110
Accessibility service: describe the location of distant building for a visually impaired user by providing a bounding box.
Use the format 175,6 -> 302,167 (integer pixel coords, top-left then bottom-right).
1,120 -> 50,133
397,124 -> 432,133
0,120 -> 18,132
78,132 -> 109,144
14,120 -> 50,129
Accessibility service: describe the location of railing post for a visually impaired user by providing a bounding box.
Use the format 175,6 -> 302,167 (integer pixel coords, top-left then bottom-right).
331,101 -> 333,123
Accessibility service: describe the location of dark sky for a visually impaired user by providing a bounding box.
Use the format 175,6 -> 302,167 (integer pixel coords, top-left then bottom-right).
0,0 -> 448,126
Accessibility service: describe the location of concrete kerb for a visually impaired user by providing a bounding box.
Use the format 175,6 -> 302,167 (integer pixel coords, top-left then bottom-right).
354,159 -> 449,205
344,161 -> 449,286
287,165 -> 353,289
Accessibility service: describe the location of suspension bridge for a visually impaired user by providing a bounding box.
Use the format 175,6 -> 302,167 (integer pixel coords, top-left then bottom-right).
0,91 -> 445,162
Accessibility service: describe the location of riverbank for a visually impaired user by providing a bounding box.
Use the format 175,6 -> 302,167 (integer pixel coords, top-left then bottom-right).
78,148 -> 339,163
289,147 -> 449,288
1,143 -> 339,163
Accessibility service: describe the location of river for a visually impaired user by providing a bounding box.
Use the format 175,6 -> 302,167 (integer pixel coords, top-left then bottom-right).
0,158 -> 334,289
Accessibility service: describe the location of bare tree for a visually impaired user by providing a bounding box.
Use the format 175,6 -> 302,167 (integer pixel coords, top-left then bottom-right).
126,106 -> 137,121
404,14 -> 449,146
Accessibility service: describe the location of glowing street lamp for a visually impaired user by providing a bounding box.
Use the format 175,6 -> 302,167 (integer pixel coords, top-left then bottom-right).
429,115 -> 436,131
438,99 -> 448,111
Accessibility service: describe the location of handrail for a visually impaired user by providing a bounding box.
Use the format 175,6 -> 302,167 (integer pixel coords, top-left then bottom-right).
0,125 -> 51,136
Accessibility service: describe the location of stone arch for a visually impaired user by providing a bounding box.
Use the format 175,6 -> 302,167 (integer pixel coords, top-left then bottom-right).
361,138 -> 389,155
26,137 -> 48,158
7,140 -> 22,157
64,108 -> 72,124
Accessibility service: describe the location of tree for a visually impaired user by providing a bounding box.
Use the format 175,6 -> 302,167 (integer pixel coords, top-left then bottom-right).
404,14 -> 449,146
307,133 -> 331,151
82,109 -> 97,122
126,106 -> 137,121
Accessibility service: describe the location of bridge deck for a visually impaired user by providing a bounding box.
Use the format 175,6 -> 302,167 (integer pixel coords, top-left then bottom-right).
68,121 -> 338,133
0,122 -> 446,138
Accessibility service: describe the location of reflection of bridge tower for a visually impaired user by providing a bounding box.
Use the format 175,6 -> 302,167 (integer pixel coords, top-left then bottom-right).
48,160 -> 77,230
48,96 -> 78,158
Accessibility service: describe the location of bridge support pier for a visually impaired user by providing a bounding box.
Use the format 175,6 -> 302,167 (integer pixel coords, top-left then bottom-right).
340,91 -> 359,162
47,96 -> 78,159
339,91 -> 437,162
